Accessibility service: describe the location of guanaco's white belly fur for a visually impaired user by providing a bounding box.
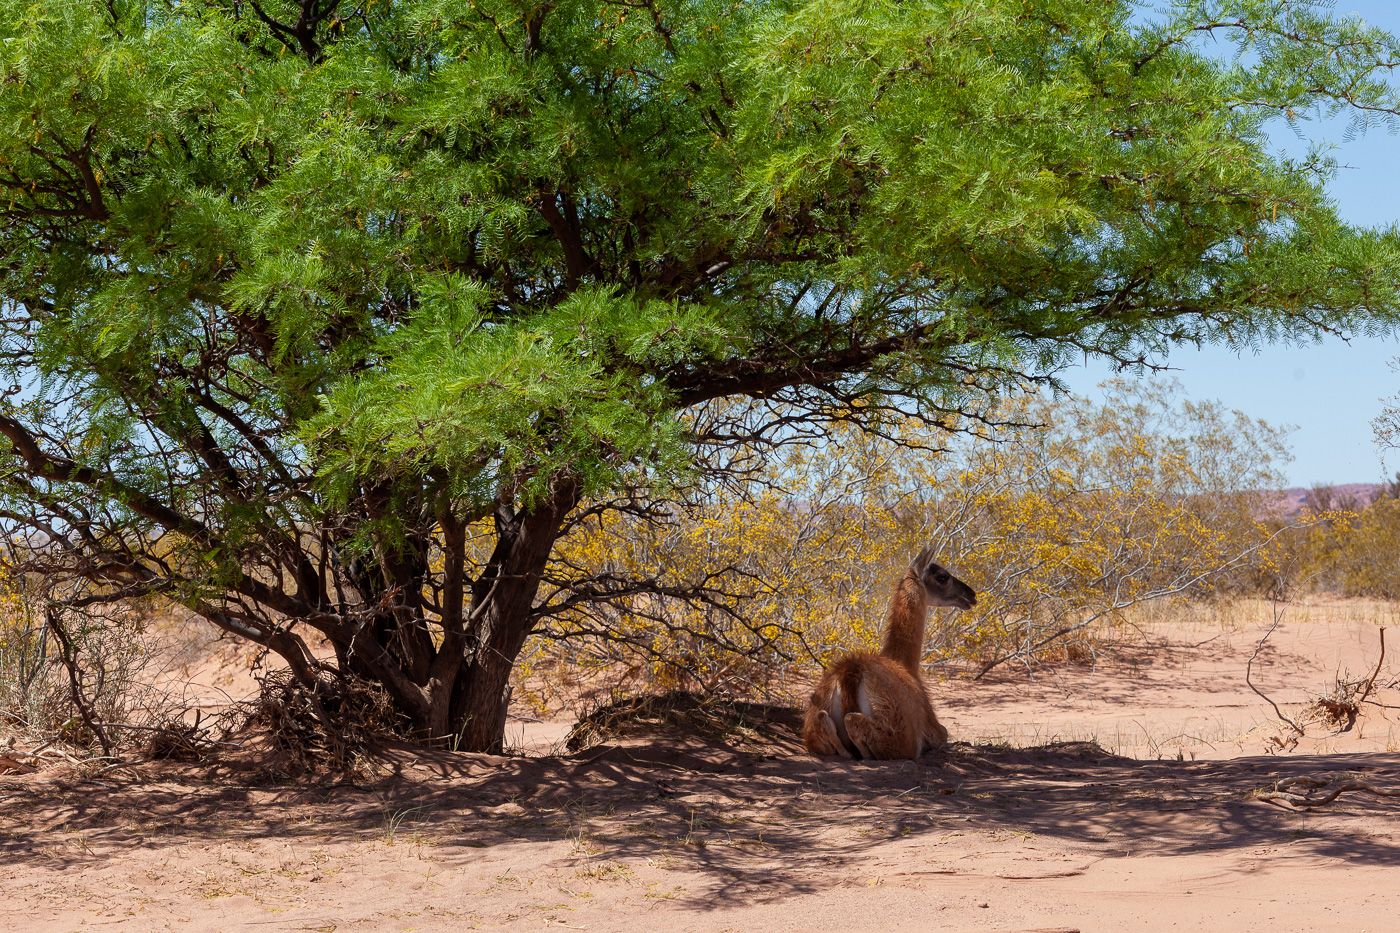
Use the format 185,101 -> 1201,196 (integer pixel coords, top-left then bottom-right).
828,683 -> 869,756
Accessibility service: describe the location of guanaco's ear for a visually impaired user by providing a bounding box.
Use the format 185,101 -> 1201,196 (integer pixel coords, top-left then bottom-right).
910,546 -> 935,573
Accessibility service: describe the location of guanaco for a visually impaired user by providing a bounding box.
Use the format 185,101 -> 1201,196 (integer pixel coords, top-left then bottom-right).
802,548 -> 976,759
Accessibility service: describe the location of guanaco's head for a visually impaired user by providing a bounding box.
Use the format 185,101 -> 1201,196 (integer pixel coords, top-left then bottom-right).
910,547 -> 976,610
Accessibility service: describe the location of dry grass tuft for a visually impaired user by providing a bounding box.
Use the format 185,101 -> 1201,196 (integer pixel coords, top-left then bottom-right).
564,690 -> 801,754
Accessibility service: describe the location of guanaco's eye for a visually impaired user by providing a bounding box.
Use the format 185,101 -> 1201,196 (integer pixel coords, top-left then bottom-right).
934,570 -> 949,583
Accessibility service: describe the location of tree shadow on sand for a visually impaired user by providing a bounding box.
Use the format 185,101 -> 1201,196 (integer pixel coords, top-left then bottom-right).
2,698 -> 1396,912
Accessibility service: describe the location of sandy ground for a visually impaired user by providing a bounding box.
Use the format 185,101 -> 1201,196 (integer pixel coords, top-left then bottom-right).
2,598 -> 1398,932
948,597 -> 1400,760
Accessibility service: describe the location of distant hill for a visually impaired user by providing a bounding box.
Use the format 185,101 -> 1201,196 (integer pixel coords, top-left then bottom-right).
1265,483 -> 1382,519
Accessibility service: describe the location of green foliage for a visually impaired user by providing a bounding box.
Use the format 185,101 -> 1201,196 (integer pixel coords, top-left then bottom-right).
311,284 -> 734,506
2,0 -> 1398,504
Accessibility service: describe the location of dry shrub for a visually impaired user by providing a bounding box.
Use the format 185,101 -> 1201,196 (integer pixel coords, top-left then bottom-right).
0,603 -> 65,739
242,670 -> 408,774
1307,692 -> 1365,732
0,583 -> 197,758
1303,630 -> 1392,734
140,712 -> 222,762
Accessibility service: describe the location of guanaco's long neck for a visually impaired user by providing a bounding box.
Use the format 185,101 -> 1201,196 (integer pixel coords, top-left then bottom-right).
879,570 -> 929,675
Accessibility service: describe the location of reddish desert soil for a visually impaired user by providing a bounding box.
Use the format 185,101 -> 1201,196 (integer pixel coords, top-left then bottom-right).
3,598 -> 1398,932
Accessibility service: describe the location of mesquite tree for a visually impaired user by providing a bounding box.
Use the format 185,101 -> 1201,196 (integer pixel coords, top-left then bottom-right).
1,0 -> 1399,751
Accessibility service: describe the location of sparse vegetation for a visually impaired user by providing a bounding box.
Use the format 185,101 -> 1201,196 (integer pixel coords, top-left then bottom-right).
0,577 -> 203,760
2,380 -> 1398,762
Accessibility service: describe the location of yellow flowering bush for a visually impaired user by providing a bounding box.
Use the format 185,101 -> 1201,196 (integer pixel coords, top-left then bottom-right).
521,380 -> 1290,696
0,563 -> 57,735
1274,486 -> 1400,599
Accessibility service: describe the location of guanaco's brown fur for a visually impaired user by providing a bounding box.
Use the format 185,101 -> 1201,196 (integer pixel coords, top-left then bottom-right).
802,549 -> 975,760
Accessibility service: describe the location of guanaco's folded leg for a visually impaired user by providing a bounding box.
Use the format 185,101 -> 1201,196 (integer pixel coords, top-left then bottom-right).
925,714 -> 949,750
844,711 -> 920,760
814,709 -> 850,758
803,705 -> 851,757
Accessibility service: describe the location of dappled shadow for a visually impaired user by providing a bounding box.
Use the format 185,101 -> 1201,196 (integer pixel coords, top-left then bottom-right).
3,722 -> 1397,911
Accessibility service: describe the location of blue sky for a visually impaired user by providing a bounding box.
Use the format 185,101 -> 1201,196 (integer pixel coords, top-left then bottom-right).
1060,2 -> 1400,488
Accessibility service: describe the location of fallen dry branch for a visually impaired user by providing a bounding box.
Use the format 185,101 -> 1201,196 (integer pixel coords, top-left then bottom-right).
1358,628 -> 1388,701
0,752 -> 36,775
1254,773 -> 1400,811
1344,626 -> 1388,727
0,737 -> 86,772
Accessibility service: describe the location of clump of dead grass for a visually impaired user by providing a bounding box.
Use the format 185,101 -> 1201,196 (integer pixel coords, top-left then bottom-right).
564,690 -> 800,754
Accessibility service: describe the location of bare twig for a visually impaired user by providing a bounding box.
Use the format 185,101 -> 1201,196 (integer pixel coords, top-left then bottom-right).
1352,627 -> 1388,718
1245,601 -> 1305,744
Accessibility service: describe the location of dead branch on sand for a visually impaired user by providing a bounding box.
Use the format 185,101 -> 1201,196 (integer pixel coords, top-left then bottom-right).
1305,628 -> 1387,732
1254,773 -> 1400,811
1247,608 -> 1392,750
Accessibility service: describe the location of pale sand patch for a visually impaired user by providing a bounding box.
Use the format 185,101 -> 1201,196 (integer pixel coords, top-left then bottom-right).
943,597 -> 1399,760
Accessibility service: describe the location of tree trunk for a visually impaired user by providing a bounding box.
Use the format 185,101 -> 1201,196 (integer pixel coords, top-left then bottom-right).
283,476 -> 579,752
438,474 -> 581,752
